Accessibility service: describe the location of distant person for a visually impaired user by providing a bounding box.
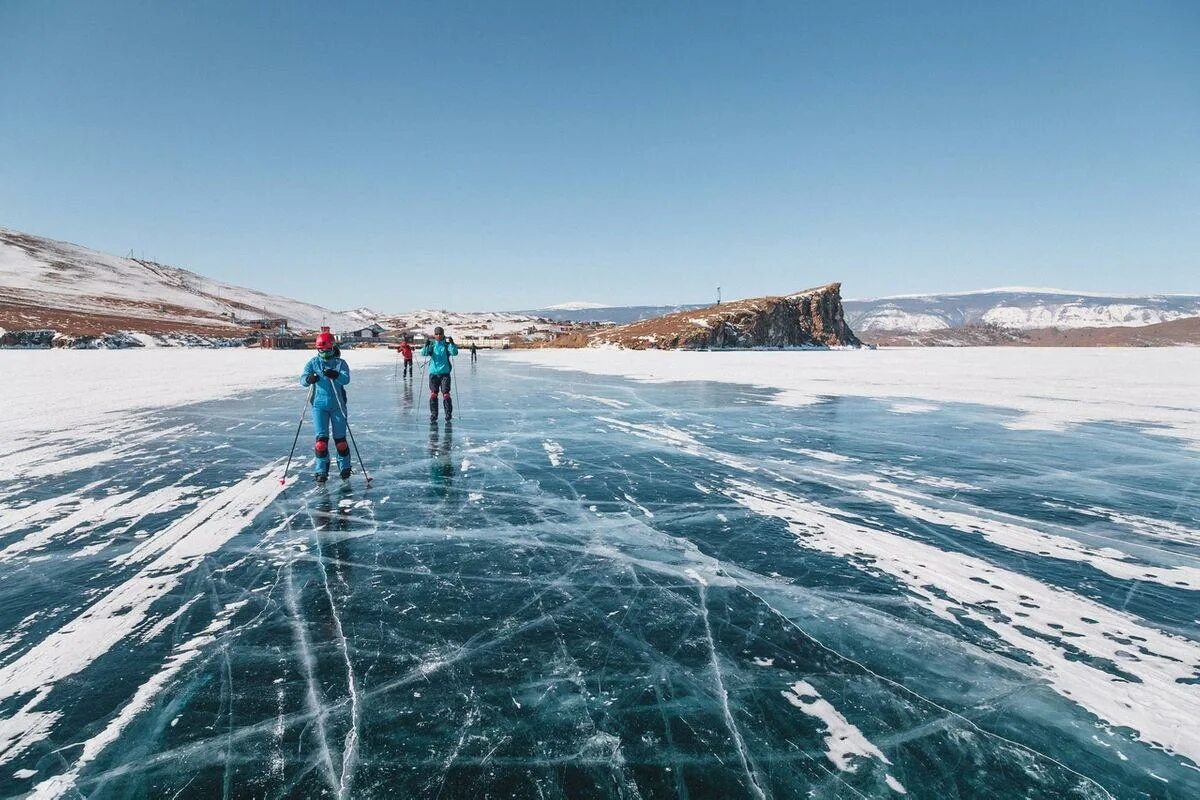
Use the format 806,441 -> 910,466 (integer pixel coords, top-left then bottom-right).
470,342 -> 478,362
301,329 -> 352,482
422,326 -> 458,423
396,338 -> 414,378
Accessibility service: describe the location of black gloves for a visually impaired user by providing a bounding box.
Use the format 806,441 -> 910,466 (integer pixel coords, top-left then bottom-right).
307,369 -> 339,384
447,337 -> 455,344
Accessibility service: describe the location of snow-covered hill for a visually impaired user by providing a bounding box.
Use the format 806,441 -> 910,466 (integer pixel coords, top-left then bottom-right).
543,301 -> 609,311
0,227 -> 355,334
844,288 -> 1200,332
344,308 -> 546,338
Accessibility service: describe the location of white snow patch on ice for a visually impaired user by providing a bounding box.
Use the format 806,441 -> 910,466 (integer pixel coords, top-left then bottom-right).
858,486 -> 1200,590
29,600 -> 250,799
543,440 -> 564,467
731,480 -> 1200,765
783,447 -> 855,464
877,466 -> 978,492
782,679 -> 904,793
0,465 -> 286,764
1078,506 -> 1200,548
500,348 -> 1200,448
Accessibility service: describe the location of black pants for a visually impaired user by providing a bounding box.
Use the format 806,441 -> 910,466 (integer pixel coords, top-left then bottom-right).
429,373 -> 452,418
402,358 -> 413,377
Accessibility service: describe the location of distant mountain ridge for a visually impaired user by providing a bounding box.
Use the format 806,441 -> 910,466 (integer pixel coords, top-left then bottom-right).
867,316 -> 1200,347
529,289 -> 1200,332
0,226 -> 355,343
843,288 -> 1200,332
524,303 -> 709,325
544,301 -> 610,311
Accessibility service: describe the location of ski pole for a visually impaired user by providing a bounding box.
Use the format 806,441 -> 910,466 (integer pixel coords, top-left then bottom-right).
415,358 -> 429,414
281,384 -> 315,485
449,345 -> 460,415
343,417 -> 371,487
327,374 -> 372,487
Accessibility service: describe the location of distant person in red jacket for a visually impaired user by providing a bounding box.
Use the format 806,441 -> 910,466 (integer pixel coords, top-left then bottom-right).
395,339 -> 414,378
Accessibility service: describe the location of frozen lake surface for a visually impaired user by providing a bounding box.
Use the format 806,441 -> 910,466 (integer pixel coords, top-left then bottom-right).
1,349 -> 1198,798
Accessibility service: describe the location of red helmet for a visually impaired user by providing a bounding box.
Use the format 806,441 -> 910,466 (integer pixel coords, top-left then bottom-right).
315,330 -> 335,350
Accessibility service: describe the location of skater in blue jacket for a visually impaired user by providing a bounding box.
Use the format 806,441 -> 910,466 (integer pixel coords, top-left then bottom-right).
300,328 -> 352,482
421,326 -> 458,422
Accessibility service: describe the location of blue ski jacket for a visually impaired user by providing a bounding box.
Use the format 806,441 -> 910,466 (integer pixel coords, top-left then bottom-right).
300,355 -> 350,412
422,339 -> 458,375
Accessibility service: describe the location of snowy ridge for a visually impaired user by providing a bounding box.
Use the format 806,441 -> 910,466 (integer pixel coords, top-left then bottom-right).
0,227 -> 356,332
843,289 -> 1200,332
544,301 -> 610,311
345,308 -> 544,338
848,286 -> 1175,301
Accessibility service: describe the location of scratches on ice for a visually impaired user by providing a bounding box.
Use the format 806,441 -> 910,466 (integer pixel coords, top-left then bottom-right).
693,580 -> 768,800
309,528 -> 362,800
726,480 -> 1200,765
595,406 -> 1199,770
554,391 -> 631,410
610,408 -> 1200,590
856,485 -> 1200,590
622,492 -> 654,518
0,479 -> 201,563
0,462 -> 286,766
596,416 -> 756,472
0,478 -> 110,536
28,600 -> 251,800
284,564 -> 340,793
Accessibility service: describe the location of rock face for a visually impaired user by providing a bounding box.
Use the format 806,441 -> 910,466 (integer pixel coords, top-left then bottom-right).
588,283 -> 861,350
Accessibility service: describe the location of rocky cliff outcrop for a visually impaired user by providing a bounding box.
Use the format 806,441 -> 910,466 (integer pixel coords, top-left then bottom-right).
586,283 -> 861,350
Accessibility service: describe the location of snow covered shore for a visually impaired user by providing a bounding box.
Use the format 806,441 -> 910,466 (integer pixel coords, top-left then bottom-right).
9,348 -> 396,441
500,347 -> 1200,447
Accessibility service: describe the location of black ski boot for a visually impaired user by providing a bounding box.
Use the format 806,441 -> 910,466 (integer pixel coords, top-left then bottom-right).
315,473 -> 328,484
340,467 -> 352,480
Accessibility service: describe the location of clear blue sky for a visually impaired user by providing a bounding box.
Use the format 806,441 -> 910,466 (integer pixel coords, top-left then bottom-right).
1,1 -> 1196,311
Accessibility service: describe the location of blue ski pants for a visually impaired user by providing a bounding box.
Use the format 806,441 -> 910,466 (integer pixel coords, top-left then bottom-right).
312,407 -> 351,475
